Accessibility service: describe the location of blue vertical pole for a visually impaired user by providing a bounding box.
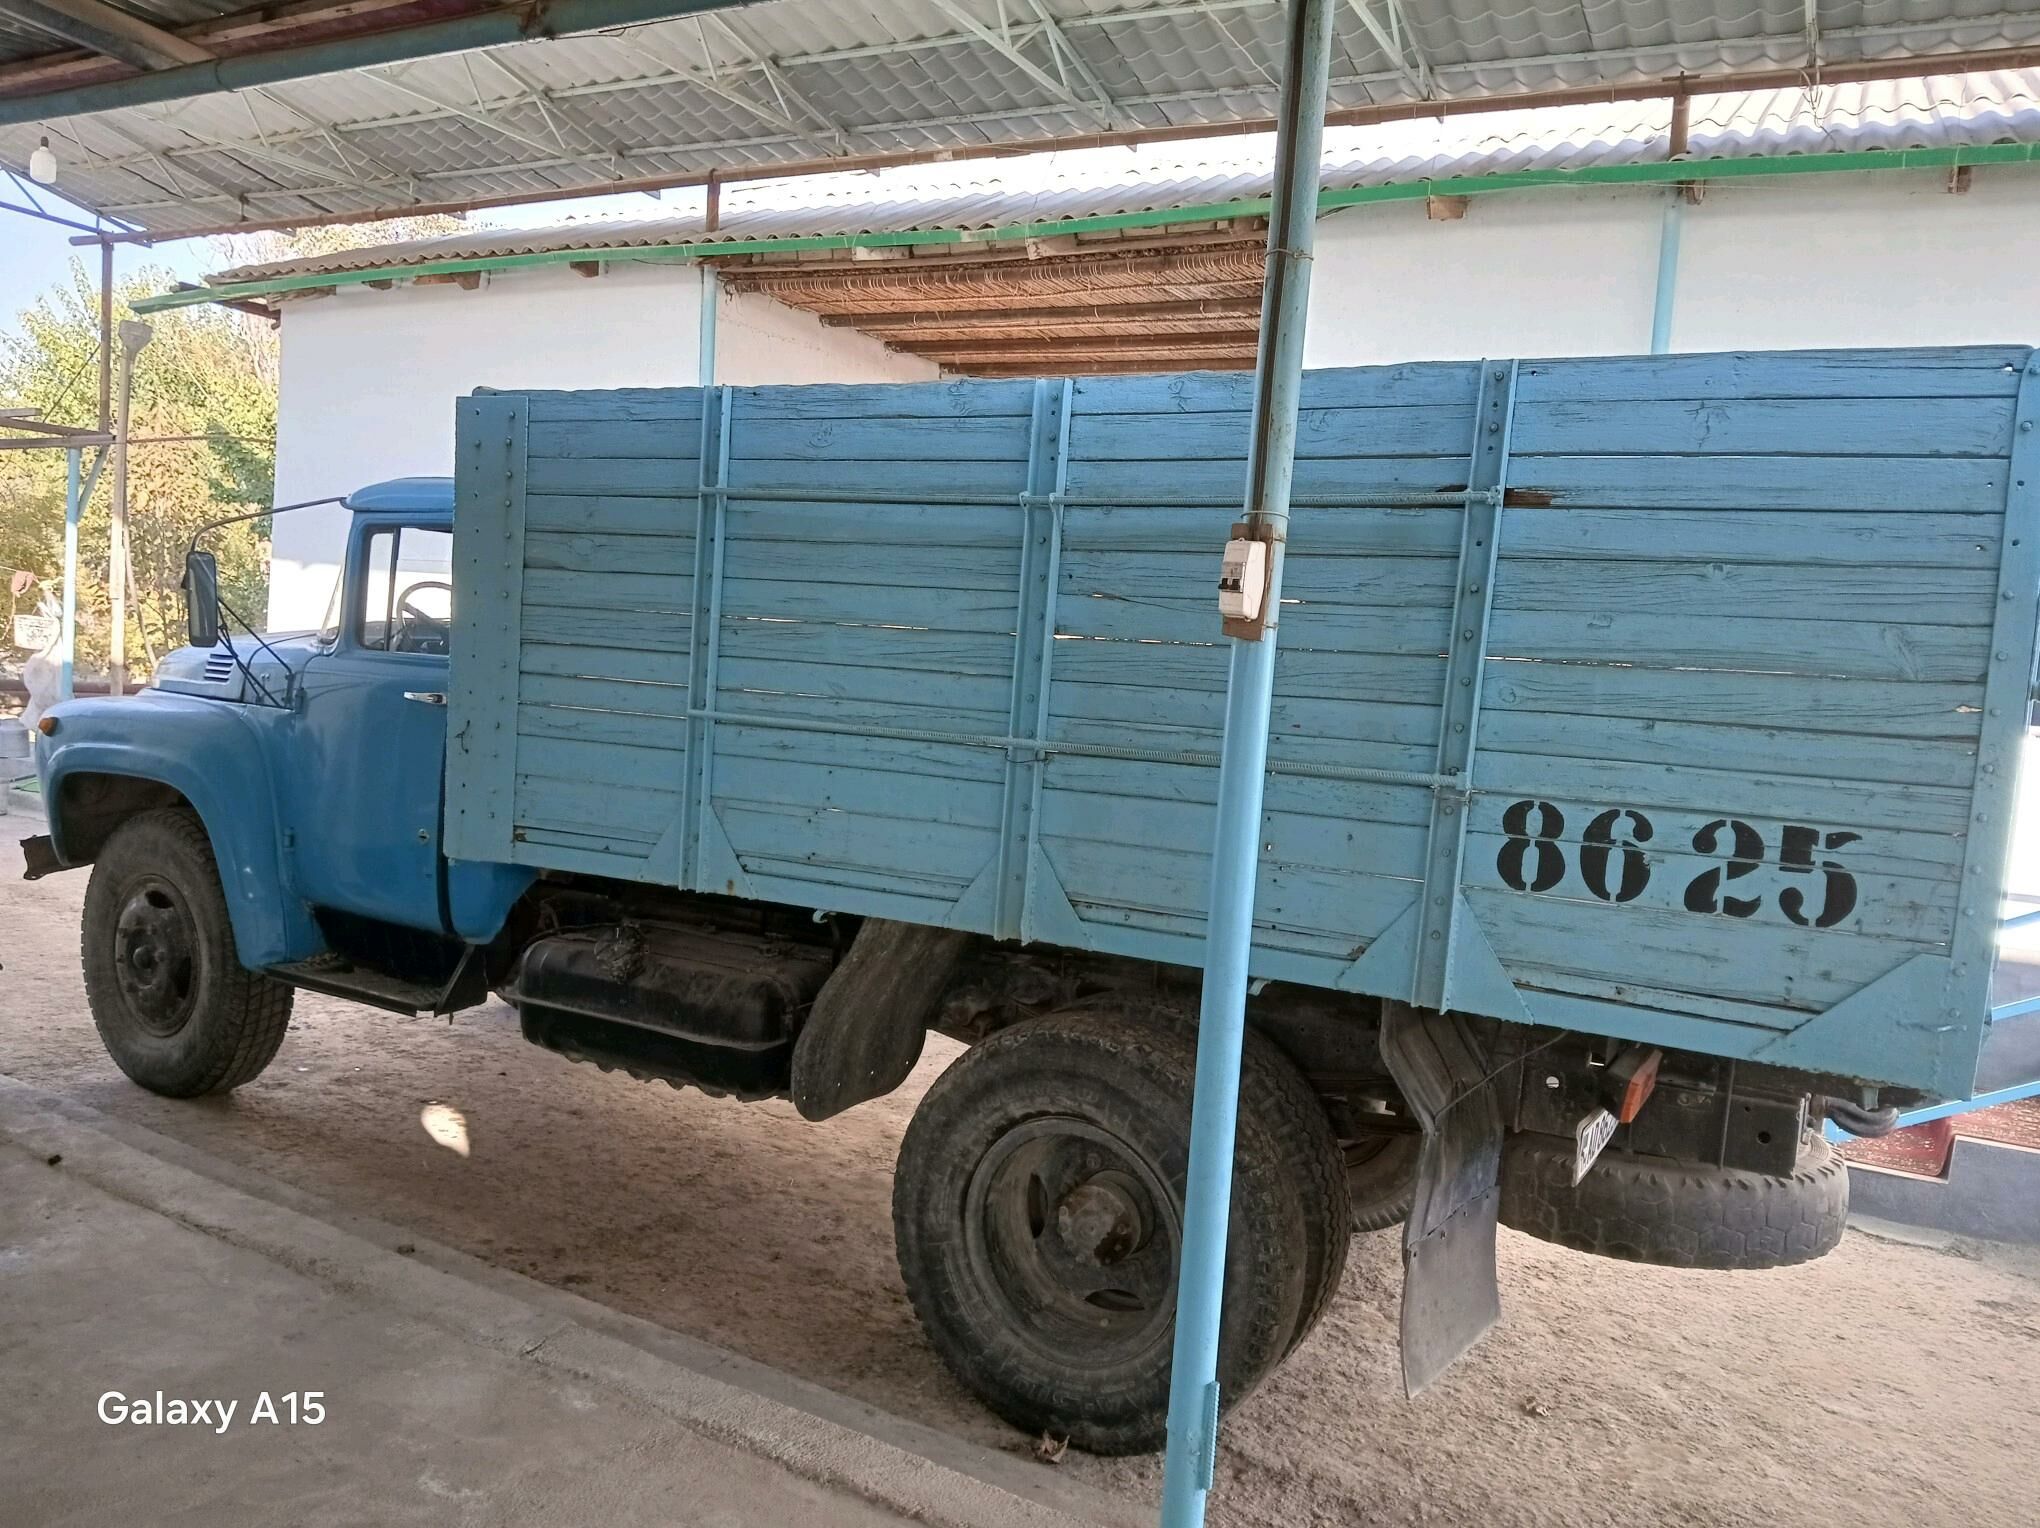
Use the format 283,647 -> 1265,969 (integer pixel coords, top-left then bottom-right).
1158,2 -> 1333,1524
59,447 -> 81,702
1649,197 -> 1682,355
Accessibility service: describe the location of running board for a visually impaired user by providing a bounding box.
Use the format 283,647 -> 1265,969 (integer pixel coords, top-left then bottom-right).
267,958 -> 448,1017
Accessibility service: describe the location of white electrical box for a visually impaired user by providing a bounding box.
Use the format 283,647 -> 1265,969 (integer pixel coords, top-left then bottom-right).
1218,537 -> 1268,623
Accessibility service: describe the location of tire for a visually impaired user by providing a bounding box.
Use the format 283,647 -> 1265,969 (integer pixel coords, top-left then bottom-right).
81,808 -> 294,1098
1344,1130 -> 1419,1234
1498,1130 -> 1848,1270
892,1005 -> 1347,1455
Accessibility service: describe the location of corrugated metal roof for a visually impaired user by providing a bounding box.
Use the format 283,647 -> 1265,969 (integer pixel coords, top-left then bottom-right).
206,69 -> 2040,284
4,0 -> 2040,236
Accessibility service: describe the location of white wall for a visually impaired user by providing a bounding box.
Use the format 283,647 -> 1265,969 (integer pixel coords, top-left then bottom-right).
1304,168 -> 2040,365
267,259 -> 934,627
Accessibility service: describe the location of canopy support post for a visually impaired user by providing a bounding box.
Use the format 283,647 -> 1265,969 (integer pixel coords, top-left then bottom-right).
1157,1 -> 1333,1524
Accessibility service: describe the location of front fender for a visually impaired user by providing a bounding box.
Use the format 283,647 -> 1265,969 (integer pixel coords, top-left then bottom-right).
35,695 -> 323,968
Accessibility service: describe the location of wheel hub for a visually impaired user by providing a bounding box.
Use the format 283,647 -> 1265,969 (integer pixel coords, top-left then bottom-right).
962,1117 -> 1180,1369
112,879 -> 199,1037
1055,1171 -> 1145,1265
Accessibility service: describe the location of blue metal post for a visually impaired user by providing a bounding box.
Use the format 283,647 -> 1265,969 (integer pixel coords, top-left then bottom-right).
59,447 -> 80,701
697,265 -> 718,387
1649,196 -> 1682,354
1158,1 -> 1333,1523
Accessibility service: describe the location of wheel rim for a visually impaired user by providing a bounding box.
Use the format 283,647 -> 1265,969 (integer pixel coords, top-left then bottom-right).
962,1116 -> 1181,1371
111,875 -> 200,1037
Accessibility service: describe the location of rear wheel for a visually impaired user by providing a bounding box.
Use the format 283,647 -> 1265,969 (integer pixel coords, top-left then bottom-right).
892,1005 -> 1346,1455
81,808 -> 293,1097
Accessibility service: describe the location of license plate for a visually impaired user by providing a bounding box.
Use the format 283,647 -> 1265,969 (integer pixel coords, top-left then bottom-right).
1572,1107 -> 1619,1185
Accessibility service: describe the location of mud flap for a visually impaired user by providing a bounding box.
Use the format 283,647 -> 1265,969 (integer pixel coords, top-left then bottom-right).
790,919 -> 970,1121
1380,1001 -> 1504,1396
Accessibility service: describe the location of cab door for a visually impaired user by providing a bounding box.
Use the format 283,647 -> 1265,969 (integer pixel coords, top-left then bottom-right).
288,517 -> 455,932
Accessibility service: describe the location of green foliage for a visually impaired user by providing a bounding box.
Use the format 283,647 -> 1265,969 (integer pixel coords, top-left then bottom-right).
1,258 -> 278,679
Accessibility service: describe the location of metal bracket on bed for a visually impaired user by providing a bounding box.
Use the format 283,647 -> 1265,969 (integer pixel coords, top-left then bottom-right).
1380,1000 -> 1505,1396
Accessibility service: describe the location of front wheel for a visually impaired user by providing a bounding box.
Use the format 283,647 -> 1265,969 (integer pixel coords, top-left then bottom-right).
892,1005 -> 1347,1455
81,808 -> 294,1097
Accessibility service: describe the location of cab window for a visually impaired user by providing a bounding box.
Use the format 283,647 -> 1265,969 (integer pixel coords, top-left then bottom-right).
357,526 -> 454,655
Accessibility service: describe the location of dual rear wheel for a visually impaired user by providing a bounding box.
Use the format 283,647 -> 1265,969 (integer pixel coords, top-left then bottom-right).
892,1005 -> 1352,1455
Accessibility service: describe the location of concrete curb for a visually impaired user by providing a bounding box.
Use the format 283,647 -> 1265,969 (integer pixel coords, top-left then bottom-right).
0,1073 -> 1143,1528
1845,1139 -> 2040,1247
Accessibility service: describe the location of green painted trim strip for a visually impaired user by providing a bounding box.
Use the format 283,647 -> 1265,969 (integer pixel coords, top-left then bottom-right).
132,139 -> 2040,315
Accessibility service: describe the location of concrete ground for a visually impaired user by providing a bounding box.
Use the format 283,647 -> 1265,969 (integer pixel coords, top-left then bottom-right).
0,1074 -> 1136,1528
7,793 -> 2040,1527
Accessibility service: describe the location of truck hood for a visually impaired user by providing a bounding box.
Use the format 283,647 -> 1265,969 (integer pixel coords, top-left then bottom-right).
151,632 -> 322,704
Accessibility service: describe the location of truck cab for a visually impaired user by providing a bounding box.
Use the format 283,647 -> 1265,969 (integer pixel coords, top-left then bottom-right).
29,478 -> 529,1007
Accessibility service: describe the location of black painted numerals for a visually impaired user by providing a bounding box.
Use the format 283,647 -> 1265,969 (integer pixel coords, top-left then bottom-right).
1498,799 -> 1565,892
1496,799 -> 1863,927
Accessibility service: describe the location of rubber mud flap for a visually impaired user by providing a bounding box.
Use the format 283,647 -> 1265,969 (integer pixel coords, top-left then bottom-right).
1380,1001 -> 1504,1396
20,834 -> 61,881
792,919 -> 970,1121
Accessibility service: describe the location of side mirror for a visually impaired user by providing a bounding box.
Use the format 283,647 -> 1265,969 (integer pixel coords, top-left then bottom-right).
182,550 -> 221,648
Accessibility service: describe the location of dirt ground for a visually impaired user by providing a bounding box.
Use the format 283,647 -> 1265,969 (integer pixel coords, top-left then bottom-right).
4,821 -> 2038,1528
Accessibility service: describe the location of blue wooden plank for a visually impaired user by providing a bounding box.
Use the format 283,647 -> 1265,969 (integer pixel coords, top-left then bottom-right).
520,642 -> 691,686
1059,596 -> 1454,655
1479,710 -> 1978,791
718,752 -> 1004,827
516,702 -> 689,751
1068,404 -> 1474,461
716,724 -> 1006,785
1498,509 -> 2002,568
518,391 -> 703,424
725,457 -> 1029,498
733,413 -> 1033,462
1508,454 -> 2006,512
1512,348 -> 2029,403
731,500 -> 1020,546
1492,559 -> 1996,624
1050,676 -> 1442,738
1487,608 -> 1989,682
717,618 -> 1017,676
1038,788 -> 1429,880
526,530 -> 693,574
1511,396 -> 2017,458
1064,455 -> 1473,503
525,494 -> 695,536
528,420 -> 702,459
1074,362 -> 1482,414
1469,885 -> 1942,1013
731,378 -> 1037,420
1043,753 -> 1432,826
524,604 -> 689,650
517,734 -> 681,790
1062,504 -> 1463,556
1055,640 -> 1446,705
1061,549 -> 1458,605
1482,664 -> 1980,740
526,457 -> 697,496
718,655 -> 1013,715
515,776 -> 680,841
517,671 -> 690,717
720,579 -> 1018,633
722,539 -> 1022,592
717,799 -> 995,888
523,568 -> 691,612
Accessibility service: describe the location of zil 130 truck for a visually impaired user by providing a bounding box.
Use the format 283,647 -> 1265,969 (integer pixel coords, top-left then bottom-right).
23,345 -> 2040,1451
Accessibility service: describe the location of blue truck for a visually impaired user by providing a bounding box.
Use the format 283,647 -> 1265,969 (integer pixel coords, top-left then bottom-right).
24,347 -> 2040,1449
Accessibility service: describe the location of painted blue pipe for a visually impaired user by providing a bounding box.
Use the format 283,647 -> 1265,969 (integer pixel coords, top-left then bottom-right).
59,448 -> 79,701
1157,2 -> 1333,1524
0,0 -> 755,128
1650,195 -> 1682,355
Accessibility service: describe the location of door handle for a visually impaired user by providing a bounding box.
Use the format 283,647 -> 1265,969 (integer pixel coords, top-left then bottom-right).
404,691 -> 447,706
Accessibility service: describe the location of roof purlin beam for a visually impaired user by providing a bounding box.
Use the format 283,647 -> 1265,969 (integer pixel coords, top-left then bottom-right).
926,0 -> 1116,129
1345,0 -> 1432,99
0,0 -> 211,72
705,11 -> 849,143
1019,0 -> 1133,130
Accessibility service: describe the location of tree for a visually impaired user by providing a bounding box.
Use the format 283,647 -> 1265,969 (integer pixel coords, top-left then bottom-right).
1,215 -> 467,681
0,259 -> 276,680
